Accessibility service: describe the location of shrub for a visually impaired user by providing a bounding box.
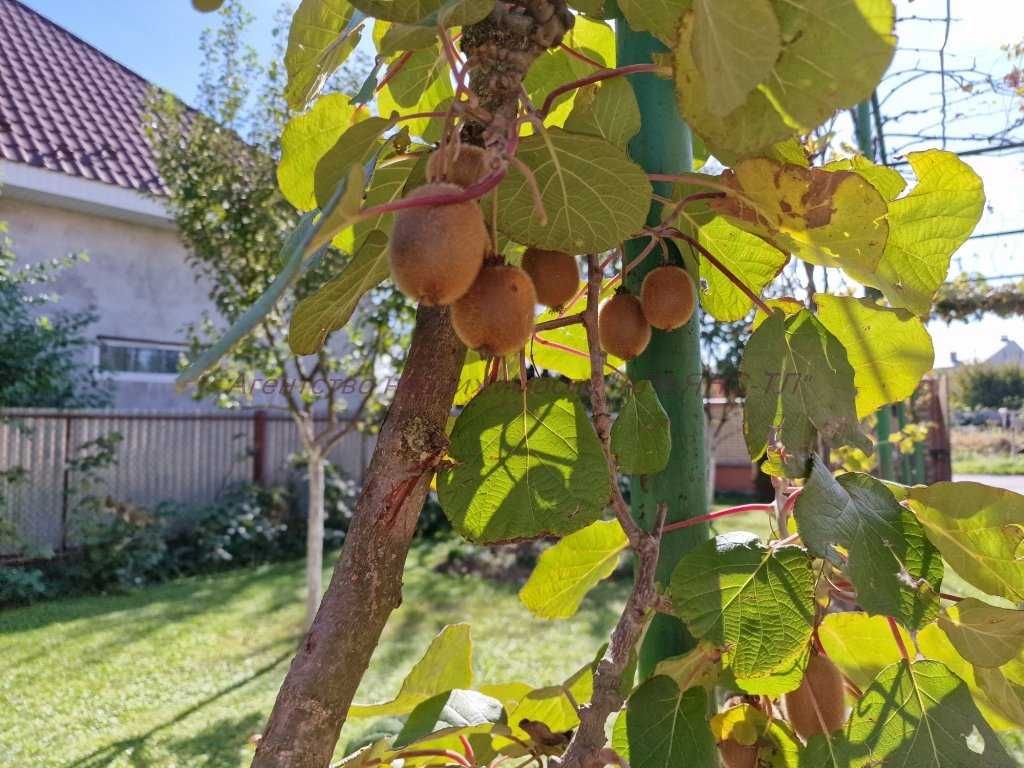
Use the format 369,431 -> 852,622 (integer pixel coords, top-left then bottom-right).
953,363 -> 1024,410
0,566 -> 50,606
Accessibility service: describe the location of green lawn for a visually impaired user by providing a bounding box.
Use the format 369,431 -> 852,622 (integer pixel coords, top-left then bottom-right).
2,512 -> 1015,767
953,453 -> 1024,475
1,543 -> 628,768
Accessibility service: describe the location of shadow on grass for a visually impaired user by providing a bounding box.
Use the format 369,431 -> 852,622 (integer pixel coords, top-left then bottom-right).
60,649 -> 292,768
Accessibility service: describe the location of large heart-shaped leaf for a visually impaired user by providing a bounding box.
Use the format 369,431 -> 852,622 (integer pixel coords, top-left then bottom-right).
670,533 -> 816,679
284,0 -> 364,109
626,677 -> 714,768
611,380 -> 671,475
939,599 -> 1024,669
437,381 -> 611,543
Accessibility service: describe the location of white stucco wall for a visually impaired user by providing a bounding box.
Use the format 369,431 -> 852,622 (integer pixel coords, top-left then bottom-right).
0,190 -> 214,409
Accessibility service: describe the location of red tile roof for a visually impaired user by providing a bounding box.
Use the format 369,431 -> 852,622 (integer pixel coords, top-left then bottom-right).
0,0 -> 167,195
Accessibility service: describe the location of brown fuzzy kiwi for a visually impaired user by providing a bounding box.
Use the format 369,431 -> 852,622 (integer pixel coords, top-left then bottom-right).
388,183 -> 488,306
718,739 -> 759,768
521,248 -> 579,309
783,653 -> 847,740
192,0 -> 224,10
452,264 -> 537,357
427,144 -> 490,189
599,293 -> 651,360
641,265 -> 696,331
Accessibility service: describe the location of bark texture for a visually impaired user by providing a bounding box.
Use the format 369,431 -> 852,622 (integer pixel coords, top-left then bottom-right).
304,450 -> 325,629
252,306 -> 464,768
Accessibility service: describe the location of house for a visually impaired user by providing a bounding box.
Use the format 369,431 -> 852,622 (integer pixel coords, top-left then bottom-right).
0,0 -> 212,409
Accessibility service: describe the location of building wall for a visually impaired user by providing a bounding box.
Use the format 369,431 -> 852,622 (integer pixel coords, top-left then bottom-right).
0,193 -> 212,409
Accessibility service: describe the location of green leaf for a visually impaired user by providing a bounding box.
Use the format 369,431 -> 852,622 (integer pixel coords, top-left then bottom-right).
394,689 -> 504,748
692,0 -> 781,116
437,381 -> 611,543
377,22 -> 437,56
740,309 -> 871,476
939,599 -> 1024,669
670,533 -> 816,679
916,622 -> 1022,730
847,150 -> 985,316
504,664 -> 594,743
314,116 -> 396,209
727,645 -> 808,696
673,0 -> 895,161
518,519 -> 627,619
376,48 -> 452,140
567,0 -> 614,18
278,93 -> 362,212
564,78 -> 641,149
905,482 -> 1024,602
284,0 -> 363,110
341,154 -> 419,254
821,660 -> 1014,767
610,380 -> 671,475
824,155 -> 906,201
815,295 -> 935,419
694,216 -> 788,322
625,677 -> 715,768
349,624 -> 473,717
289,231 -> 390,355
712,159 -> 889,278
496,129 -> 652,254
617,0 -> 690,45
817,611 -> 913,690
795,458 -> 943,630
351,0 -> 492,25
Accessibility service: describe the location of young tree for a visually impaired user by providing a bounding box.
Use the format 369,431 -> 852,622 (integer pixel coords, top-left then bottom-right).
0,222 -> 109,408
148,2 -> 407,628
178,2 -> 1021,767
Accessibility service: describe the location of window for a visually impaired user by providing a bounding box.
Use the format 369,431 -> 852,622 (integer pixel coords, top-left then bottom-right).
98,339 -> 183,375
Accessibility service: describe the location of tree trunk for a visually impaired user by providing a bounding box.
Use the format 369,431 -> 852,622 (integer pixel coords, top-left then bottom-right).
305,449 -> 325,629
252,305 -> 464,768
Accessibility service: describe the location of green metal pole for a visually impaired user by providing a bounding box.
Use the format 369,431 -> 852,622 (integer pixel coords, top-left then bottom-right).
853,99 -> 895,480
615,13 -> 710,682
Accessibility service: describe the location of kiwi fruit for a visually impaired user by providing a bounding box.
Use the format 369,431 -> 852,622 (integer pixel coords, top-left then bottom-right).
718,738 -> 759,768
599,293 -> 651,360
452,264 -> 537,357
640,265 -> 696,331
389,183 -> 488,306
427,144 -> 490,189
521,248 -> 579,309
191,0 -> 225,11
782,653 -> 847,740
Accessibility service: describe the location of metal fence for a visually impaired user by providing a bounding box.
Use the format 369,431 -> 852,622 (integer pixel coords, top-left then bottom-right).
0,409 -> 370,556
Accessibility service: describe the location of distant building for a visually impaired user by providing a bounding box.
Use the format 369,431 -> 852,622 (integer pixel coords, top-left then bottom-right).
986,337 -> 1024,367
0,0 -> 212,409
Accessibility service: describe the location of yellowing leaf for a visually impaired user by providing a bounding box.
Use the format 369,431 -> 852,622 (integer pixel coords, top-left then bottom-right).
349,624 -> 473,717
815,295 -> 934,419
518,520 -> 627,619
618,0 -> 690,45
712,159 -> 889,277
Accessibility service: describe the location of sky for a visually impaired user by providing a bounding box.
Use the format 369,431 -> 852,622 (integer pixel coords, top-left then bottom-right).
16,0 -> 1024,368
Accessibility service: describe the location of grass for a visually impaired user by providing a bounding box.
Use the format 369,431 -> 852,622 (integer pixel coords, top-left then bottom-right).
1,544 -> 626,768
953,453 -> 1024,475
2,510 -> 1017,767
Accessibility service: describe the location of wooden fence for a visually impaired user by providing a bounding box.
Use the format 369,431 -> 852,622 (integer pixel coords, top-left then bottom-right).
0,409 -> 370,556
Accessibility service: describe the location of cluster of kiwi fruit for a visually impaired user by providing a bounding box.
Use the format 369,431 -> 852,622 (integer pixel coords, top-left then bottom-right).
389,145 -> 580,357
717,653 -> 847,768
390,143 -> 698,363
599,264 -> 697,361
